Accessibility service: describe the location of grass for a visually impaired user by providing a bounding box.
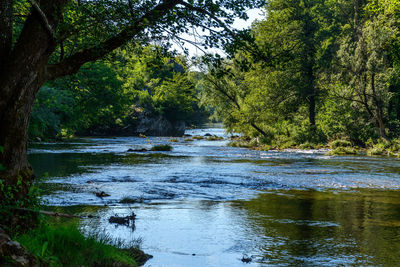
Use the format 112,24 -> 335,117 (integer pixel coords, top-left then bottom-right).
206,135 -> 224,141
299,142 -> 317,149
367,143 -> 386,156
150,144 -> 172,151
15,221 -> 149,266
330,139 -> 352,149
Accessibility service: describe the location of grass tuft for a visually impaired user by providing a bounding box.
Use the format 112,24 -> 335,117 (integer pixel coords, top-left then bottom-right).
330,139 -> 352,149
326,146 -> 358,156
15,221 -> 149,266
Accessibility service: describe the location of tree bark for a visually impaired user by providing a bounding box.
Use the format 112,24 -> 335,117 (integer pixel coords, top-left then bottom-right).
0,0 -> 67,200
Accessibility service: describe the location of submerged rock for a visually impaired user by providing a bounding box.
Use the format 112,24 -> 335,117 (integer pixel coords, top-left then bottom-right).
109,213 -> 136,228
127,148 -> 148,152
136,114 -> 185,137
95,191 -> 110,198
241,256 -> 252,263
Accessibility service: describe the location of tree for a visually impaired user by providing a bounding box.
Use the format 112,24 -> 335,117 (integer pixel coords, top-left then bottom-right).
331,0 -> 400,141
0,0 -> 263,200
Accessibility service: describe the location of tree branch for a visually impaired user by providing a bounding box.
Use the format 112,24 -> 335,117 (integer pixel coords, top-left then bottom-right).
46,0 -> 181,80
178,1 -> 236,37
28,0 -> 56,40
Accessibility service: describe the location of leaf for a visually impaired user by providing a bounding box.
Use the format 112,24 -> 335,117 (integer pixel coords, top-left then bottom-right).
0,146 -> 3,153
41,241 -> 48,257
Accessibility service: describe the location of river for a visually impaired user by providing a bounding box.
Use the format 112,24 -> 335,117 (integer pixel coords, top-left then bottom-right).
28,127 -> 400,266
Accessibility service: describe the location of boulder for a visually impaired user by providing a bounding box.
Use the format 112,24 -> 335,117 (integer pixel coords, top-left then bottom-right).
0,227 -> 38,267
135,113 -> 185,137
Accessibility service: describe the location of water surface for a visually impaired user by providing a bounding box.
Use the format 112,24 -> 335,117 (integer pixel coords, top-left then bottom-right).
29,128 -> 400,266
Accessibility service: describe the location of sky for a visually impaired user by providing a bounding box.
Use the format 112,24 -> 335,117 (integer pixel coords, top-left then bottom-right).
172,8 -> 265,57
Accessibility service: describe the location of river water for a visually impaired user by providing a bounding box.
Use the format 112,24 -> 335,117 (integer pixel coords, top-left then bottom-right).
28,127 -> 400,266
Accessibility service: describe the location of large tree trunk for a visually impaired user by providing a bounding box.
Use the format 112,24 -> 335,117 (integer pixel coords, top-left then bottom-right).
0,82 -> 40,195
0,1 -> 64,202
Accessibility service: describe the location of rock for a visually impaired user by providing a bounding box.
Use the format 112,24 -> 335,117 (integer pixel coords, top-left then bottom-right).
241,256 -> 252,263
108,213 -> 136,228
127,148 -> 148,152
0,227 -> 38,266
204,133 -> 212,137
35,137 -> 41,142
135,112 -> 185,137
95,191 -> 110,198
183,134 -> 192,137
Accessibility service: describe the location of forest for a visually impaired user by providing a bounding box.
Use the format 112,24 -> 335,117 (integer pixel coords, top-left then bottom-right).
28,0 -> 400,154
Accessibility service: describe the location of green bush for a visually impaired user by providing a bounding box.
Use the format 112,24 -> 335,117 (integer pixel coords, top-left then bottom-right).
327,146 -> 358,156
330,139 -> 352,149
299,142 -> 316,149
367,143 -> 386,156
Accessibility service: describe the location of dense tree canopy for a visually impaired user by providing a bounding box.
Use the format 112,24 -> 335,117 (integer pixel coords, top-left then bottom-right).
201,0 -> 400,147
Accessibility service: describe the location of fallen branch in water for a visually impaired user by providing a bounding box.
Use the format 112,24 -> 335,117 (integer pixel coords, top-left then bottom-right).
11,207 -> 97,219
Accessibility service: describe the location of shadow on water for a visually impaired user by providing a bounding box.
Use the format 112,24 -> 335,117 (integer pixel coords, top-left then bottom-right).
231,189 -> 400,266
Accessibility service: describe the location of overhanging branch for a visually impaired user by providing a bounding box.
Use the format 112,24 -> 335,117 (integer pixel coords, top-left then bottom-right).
45,0 -> 181,80
178,0 -> 236,37
28,0 -> 56,40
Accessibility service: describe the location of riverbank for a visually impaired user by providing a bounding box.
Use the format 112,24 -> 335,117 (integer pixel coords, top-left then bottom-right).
228,137 -> 400,157
1,216 -> 150,266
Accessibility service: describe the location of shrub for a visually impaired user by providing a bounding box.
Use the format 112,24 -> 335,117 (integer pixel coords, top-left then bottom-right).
367,143 -> 386,156
299,142 -> 316,149
330,139 -> 352,149
327,146 -> 358,156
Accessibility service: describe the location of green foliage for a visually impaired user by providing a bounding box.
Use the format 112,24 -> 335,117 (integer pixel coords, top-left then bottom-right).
150,144 -> 173,151
29,86 -> 74,140
330,140 -> 352,149
0,179 -> 41,234
29,45 -> 209,140
327,147 -> 359,156
199,0 -> 400,148
367,143 -> 386,156
15,221 -> 141,266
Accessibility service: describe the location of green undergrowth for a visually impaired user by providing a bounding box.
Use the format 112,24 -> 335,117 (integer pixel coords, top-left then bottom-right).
228,136 -> 400,157
206,135 -> 224,141
14,220 -> 148,266
327,146 -> 358,156
366,139 -> 400,156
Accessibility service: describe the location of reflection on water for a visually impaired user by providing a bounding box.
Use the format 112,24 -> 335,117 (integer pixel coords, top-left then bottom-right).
28,127 -> 400,266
